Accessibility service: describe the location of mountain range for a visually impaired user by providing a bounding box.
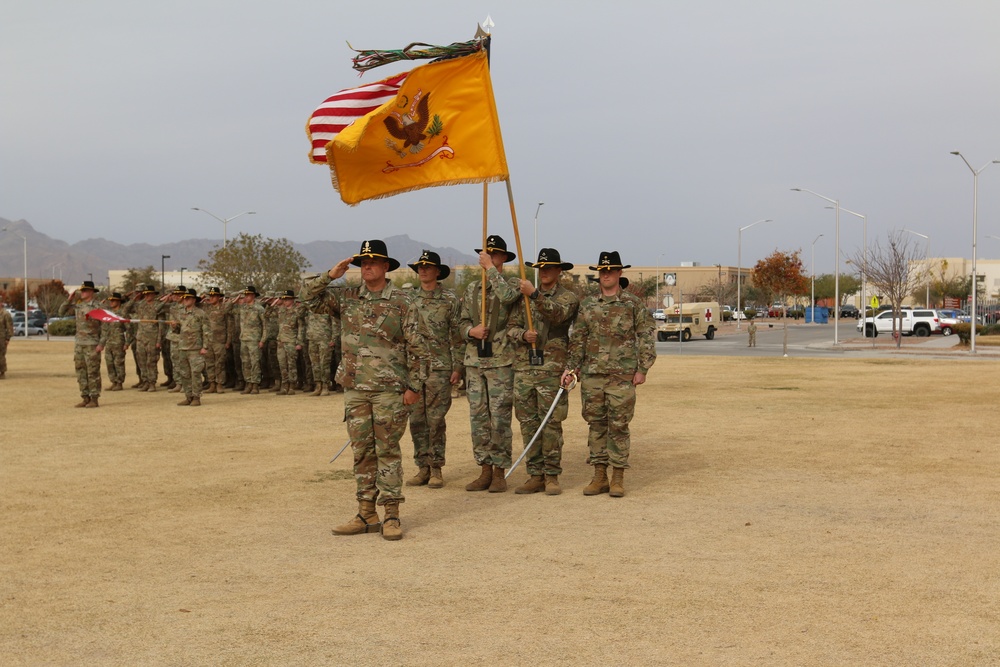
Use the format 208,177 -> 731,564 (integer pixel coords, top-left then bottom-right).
0,217 -> 480,286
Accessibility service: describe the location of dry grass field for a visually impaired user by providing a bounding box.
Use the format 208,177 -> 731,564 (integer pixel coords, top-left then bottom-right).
2,339 -> 999,666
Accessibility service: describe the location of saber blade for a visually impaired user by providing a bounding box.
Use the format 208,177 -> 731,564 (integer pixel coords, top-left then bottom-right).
329,439 -> 351,464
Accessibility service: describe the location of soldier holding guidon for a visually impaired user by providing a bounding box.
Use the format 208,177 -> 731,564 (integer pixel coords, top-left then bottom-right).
59,280 -> 104,407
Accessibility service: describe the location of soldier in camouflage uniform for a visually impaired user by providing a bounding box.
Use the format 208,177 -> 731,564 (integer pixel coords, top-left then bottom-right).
274,290 -> 305,395
99,292 -> 130,391
201,286 -> 233,393
261,298 -> 280,391
165,286 -> 187,393
59,280 -> 104,407
0,306 -> 13,379
508,249 -> 579,495
237,286 -> 265,394
229,301 -> 244,391
459,235 -> 522,493
122,285 -> 166,391
404,251 -> 463,489
301,240 -> 423,541
304,309 -> 336,396
563,251 -> 656,498
172,288 -> 211,406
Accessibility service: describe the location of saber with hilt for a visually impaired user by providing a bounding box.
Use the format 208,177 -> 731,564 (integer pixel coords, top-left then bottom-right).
506,371 -> 577,480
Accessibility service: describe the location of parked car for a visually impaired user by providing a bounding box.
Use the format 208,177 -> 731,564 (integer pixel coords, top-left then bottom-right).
13,323 -> 45,336
936,309 -> 971,336
652,309 -> 666,321
732,309 -> 747,320
839,304 -> 859,319
857,309 -> 941,337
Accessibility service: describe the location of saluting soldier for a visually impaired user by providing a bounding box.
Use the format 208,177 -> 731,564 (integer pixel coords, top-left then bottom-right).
99,291 -> 130,391
301,240 -> 423,541
508,248 -> 579,495
304,309 -> 336,396
165,285 -> 187,393
563,251 -> 656,498
237,286 -> 265,394
274,289 -> 305,395
405,250 -> 463,489
201,286 -> 233,393
122,285 -> 166,391
173,288 -> 211,406
59,280 -> 104,407
459,235 -> 521,493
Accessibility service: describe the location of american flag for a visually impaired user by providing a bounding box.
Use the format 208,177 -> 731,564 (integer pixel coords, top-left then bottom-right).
307,72 -> 408,164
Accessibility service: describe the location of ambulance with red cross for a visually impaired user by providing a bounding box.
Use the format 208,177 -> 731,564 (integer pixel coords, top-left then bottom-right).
656,302 -> 720,342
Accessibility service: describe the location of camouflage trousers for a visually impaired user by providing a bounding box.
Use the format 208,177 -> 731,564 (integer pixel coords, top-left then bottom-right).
0,338 -> 8,374
177,349 -> 206,399
103,343 -> 126,384
466,365 -> 514,468
580,373 -> 636,469
135,336 -> 159,385
168,338 -> 182,383
161,338 -> 173,380
276,342 -> 299,384
306,339 -> 332,387
408,370 -> 453,468
74,343 -> 102,397
344,389 -> 408,505
513,370 -> 569,475
240,340 -> 262,383
262,340 -> 279,386
231,341 -> 244,384
205,341 -> 227,386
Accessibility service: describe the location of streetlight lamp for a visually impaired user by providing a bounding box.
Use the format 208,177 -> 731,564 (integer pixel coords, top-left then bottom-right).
902,229 -> 930,307
737,219 -> 772,330
950,152 -> 1000,353
2,226 -> 28,337
161,255 -> 170,291
793,188 -> 841,344
831,205 -> 868,334
532,202 -> 544,287
811,234 -> 823,322
191,208 -> 256,248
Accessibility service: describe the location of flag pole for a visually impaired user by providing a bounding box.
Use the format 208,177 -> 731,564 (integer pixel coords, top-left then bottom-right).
478,181 -> 492,357
503,178 -> 541,364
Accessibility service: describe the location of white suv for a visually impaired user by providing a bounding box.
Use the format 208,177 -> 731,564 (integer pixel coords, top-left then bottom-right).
857,309 -> 941,337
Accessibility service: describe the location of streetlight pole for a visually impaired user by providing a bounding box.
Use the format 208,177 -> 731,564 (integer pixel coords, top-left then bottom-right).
902,229 -> 930,307
180,267 -> 187,286
793,188 -> 841,344
2,226 -> 28,337
532,202 -> 544,288
833,206 -> 868,333
161,255 -> 170,292
811,234 -> 823,323
950,152 -> 1000,353
737,219 -> 772,330
191,208 -> 256,249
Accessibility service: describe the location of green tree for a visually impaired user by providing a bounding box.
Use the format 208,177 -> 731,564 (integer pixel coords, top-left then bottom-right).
751,249 -> 809,354
197,233 -> 308,295
812,273 -> 862,304
120,266 -> 162,294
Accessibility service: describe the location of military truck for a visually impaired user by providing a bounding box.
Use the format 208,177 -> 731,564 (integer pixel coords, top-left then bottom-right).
656,302 -> 721,342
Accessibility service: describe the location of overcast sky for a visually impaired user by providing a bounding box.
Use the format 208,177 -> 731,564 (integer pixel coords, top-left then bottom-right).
3,1 -> 1000,274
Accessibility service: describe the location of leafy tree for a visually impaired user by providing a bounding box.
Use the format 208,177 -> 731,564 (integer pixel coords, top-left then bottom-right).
751,249 -> 809,354
33,280 -> 68,317
695,278 -> 738,306
120,266 -> 162,293
811,273 -> 862,304
2,283 -> 26,311
849,231 -> 924,348
197,232 -> 308,295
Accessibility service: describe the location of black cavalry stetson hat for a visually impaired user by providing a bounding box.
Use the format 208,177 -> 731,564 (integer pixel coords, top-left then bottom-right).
408,249 -> 451,281
589,250 -> 631,271
351,239 -> 400,272
242,285 -> 260,296
79,280 -> 97,292
474,235 -> 516,262
108,291 -> 124,301
526,248 -> 573,270
279,289 -> 296,299
206,286 -> 224,297
184,287 -> 201,303
172,284 -> 188,295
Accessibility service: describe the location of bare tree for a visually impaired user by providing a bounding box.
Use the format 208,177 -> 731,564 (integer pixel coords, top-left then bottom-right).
850,231 -> 925,348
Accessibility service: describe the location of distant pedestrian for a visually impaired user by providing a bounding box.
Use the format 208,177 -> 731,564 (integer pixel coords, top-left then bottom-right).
748,320 -> 757,347
0,307 -> 13,379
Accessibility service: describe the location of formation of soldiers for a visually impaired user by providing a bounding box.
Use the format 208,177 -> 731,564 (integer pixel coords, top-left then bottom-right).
61,236 -> 656,541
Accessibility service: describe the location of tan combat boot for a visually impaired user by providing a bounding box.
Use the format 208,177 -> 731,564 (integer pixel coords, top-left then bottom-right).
320,386 -> 331,396
285,382 -> 295,396
131,380 -> 144,389
235,381 -> 246,392
206,382 -> 217,394
488,466 -> 507,493
250,383 -> 260,395
427,467 -> 444,489
168,384 -> 182,393
609,468 -> 625,497
544,474 -> 562,496
514,475 -> 545,494
406,466 -> 431,486
381,501 -> 402,541
276,382 -> 287,396
146,383 -> 157,392
85,397 -> 99,408
583,464 -> 610,496
75,396 -> 90,408
332,500 -> 381,535
177,396 -> 192,406
311,383 -> 322,396
216,383 -> 225,394
240,382 -> 252,395
189,397 -> 201,406
465,463 -> 493,492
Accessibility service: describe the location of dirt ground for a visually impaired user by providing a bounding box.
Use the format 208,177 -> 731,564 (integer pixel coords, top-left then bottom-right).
2,339 -> 999,666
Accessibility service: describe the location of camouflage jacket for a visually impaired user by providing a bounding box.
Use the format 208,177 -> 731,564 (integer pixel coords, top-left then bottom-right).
165,300 -> 185,342
304,311 -> 336,345
301,274 -> 423,392
275,303 -> 305,346
122,297 -> 167,342
202,300 -> 234,346
459,267 -> 521,369
409,284 -> 463,374
97,301 -> 131,348
174,305 -> 211,351
507,284 -> 579,372
60,297 -> 102,346
0,309 -> 12,342
264,304 -> 280,342
567,289 -> 656,376
237,301 -> 265,345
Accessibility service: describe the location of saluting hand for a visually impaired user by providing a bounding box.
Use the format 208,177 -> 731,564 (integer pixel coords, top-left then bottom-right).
328,258 -> 352,281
